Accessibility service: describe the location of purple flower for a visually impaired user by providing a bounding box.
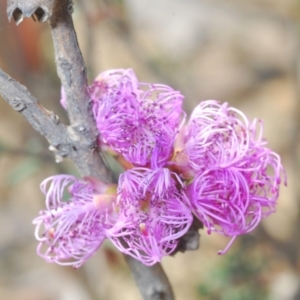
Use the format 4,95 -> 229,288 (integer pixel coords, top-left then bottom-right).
106,168 -> 193,265
33,175 -> 117,268
182,100 -> 286,254
182,100 -> 254,170
182,100 -> 285,184
91,69 -> 185,166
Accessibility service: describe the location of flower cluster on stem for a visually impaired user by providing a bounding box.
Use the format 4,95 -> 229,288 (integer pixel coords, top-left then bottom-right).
34,69 -> 286,267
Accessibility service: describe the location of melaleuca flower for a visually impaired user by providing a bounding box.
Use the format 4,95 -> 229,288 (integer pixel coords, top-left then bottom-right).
91,69 -> 185,166
180,100 -> 286,254
33,175 -> 117,268
106,168 -> 193,265
182,100 -> 252,171
187,163 -> 281,254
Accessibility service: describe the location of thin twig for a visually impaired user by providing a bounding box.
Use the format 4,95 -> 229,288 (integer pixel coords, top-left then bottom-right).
124,255 -> 174,300
48,0 -> 113,182
0,69 -> 69,154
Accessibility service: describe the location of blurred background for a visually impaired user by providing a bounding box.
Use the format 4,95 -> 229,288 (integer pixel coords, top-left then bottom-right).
0,0 -> 298,299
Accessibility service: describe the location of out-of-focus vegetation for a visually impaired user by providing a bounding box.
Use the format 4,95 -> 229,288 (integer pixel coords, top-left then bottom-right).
198,237 -> 269,300
0,0 -> 298,299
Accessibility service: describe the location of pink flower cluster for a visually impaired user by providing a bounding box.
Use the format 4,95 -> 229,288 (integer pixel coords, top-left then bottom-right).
34,69 -> 286,267
90,69 -> 184,166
